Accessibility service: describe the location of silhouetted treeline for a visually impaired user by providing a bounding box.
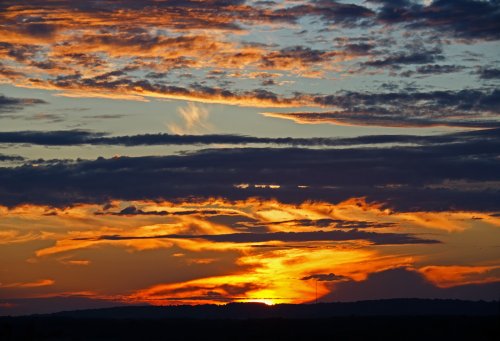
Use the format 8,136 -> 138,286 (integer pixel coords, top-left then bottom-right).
45,299 -> 500,319
0,316 -> 498,341
0,300 -> 498,340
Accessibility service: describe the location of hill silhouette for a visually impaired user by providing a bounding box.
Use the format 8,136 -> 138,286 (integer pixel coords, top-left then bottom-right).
44,299 -> 499,319
1,300 -> 498,340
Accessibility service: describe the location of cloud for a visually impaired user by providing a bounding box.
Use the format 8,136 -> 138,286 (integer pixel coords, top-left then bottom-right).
262,218 -> 395,229
98,205 -> 224,217
0,93 -> 47,115
401,64 -> 465,77
263,89 -> 500,128
0,1 -> 496,122
258,46 -> 347,76
89,229 -> 440,245
8,0 -> 496,44
0,126 -> 498,147
0,1 -> 495,132
27,75 -> 306,107
301,273 -> 348,282
277,1 -> 375,27
0,1 -> 493,121
138,282 -> 263,302
167,102 -> 212,135
0,129 -> 498,211
0,130 -> 105,145
364,47 -> 444,68
477,67 -> 500,80
321,267 -> 500,302
0,279 -> 55,289
419,265 -> 500,288
375,0 -> 500,41
0,154 -> 24,162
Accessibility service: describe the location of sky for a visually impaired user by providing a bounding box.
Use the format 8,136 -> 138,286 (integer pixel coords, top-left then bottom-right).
0,0 -> 499,315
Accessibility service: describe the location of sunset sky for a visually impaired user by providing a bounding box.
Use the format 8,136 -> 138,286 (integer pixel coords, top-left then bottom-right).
0,0 -> 499,315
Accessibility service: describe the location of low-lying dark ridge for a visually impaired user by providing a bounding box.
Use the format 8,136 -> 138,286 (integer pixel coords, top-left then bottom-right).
41,299 -> 500,319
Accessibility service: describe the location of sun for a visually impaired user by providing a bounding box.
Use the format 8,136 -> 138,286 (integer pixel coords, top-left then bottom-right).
239,299 -> 276,306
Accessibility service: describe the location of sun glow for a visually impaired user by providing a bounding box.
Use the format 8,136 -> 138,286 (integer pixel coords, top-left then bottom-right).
1,198 -> 499,307
238,299 -> 277,306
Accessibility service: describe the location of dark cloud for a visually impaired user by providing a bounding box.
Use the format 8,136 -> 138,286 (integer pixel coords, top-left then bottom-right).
0,94 -> 47,115
98,205 -> 224,216
85,229 -> 440,245
38,73 -> 301,107
22,23 -> 58,38
259,46 -> 338,69
414,64 -> 465,74
0,0 -> 296,33
364,47 -> 444,68
368,0 -> 414,5
0,130 -> 106,145
275,1 -> 375,27
301,273 -> 348,281
148,282 -> 261,299
114,205 -> 169,216
311,0 -> 375,24
0,126 -> 498,147
0,63 -> 25,79
267,89 -> 500,128
0,154 -> 24,162
277,219 -> 395,229
322,267 -> 500,302
477,67 -> 500,80
7,0 -> 496,44
282,0 -> 500,41
3,0 -> 496,42
0,42 -> 40,63
83,114 -> 126,120
246,218 -> 395,229
376,0 -> 500,41
401,64 -> 465,77
210,216 -> 395,233
341,43 -> 375,55
0,129 -> 498,211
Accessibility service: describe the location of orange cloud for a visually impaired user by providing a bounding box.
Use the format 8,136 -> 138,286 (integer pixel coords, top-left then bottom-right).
419,265 -> 500,288
1,198 -> 498,305
0,279 -> 55,288
0,3 -> 366,107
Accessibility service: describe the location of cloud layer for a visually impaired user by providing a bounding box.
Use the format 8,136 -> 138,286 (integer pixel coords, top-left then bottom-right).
0,128 -> 498,211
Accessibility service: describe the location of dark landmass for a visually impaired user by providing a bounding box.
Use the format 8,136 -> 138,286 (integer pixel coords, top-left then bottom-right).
0,300 -> 498,340
41,299 -> 500,319
1,316 -> 498,341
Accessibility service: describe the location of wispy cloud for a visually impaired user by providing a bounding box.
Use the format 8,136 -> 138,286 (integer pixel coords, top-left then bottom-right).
0,279 -> 55,288
167,102 -> 212,135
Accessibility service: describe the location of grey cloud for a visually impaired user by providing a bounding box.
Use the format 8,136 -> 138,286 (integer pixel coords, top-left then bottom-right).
301,273 -> 348,281
0,154 -> 24,162
401,64 -> 465,77
97,205 -> 224,216
87,229 -> 440,245
322,267 -> 500,302
0,126 -> 498,147
376,0 -> 500,41
0,130 -> 498,211
364,48 -> 444,68
0,94 -> 47,115
478,67 -> 500,80
270,89 -> 500,128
